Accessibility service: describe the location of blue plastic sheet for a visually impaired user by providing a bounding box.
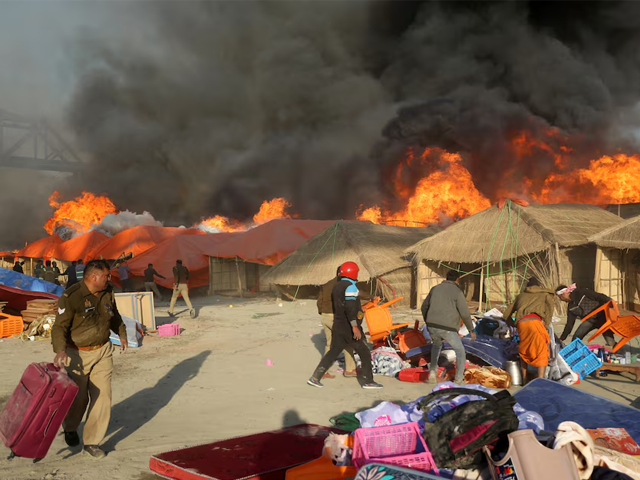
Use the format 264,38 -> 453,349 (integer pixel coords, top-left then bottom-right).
514,378 -> 640,443
0,267 -> 63,296
405,334 -> 513,368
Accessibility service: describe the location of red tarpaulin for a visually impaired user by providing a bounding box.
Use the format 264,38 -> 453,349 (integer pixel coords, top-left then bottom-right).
90,226 -> 205,260
205,219 -> 336,265
0,284 -> 59,311
16,234 -> 64,259
52,230 -> 110,262
112,233 -> 241,289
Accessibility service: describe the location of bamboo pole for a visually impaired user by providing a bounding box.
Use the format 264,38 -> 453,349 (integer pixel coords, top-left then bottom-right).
479,264 -> 485,314
235,256 -> 244,298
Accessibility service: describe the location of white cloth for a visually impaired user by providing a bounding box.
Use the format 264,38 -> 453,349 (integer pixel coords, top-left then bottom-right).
554,421 -> 640,480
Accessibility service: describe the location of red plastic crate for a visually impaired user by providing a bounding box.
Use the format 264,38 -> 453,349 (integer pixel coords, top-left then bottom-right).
352,422 -> 438,474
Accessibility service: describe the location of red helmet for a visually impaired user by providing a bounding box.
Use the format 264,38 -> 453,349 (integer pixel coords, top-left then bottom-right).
338,261 -> 359,281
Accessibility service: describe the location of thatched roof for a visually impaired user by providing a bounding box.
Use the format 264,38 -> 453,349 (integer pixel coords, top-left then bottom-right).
262,221 -> 440,286
407,201 -> 623,264
588,214 -> 640,249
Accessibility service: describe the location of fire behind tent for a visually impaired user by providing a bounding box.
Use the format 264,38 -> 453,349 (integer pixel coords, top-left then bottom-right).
204,219 -> 335,296
261,221 -> 440,308
406,200 -> 623,310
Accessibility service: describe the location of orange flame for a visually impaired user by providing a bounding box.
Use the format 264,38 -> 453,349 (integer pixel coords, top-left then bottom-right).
253,197 -> 291,225
199,197 -> 293,232
534,153 -> 640,205
198,215 -> 246,233
44,191 -> 117,235
357,148 -> 491,225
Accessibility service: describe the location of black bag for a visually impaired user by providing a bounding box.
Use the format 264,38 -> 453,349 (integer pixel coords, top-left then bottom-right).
419,388 -> 519,470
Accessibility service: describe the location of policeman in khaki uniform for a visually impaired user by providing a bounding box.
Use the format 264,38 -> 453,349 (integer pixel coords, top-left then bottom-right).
52,259 -> 128,459
168,259 -> 196,318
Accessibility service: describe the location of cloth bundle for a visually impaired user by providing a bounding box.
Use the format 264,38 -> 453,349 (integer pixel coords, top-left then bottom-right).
554,422 -> 640,480
370,347 -> 410,377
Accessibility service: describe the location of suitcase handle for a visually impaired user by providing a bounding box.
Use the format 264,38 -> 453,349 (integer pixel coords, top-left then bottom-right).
43,408 -> 59,437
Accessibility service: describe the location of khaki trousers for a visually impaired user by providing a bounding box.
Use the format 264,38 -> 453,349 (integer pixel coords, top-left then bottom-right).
145,281 -> 162,301
169,283 -> 193,313
321,313 -> 357,372
63,342 -> 114,446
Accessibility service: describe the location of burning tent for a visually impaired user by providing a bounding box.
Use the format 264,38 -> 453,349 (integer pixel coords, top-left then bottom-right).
204,219 -> 335,295
90,225 -> 205,260
16,234 -> 64,260
588,216 -> 640,312
262,221 -> 440,307
52,230 -> 109,262
406,200 -> 623,308
112,232 -> 241,290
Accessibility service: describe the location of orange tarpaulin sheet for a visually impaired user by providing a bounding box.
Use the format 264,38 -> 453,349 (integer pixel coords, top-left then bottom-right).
90,226 -> 205,260
112,233 -> 241,289
16,234 -> 64,259
52,230 -> 110,262
205,219 -> 336,265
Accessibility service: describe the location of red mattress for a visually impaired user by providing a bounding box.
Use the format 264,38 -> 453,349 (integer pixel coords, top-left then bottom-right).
149,424 -> 345,480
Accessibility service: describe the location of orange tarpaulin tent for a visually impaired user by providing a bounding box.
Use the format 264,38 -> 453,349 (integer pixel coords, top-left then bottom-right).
52,230 -> 110,262
90,225 -> 205,260
16,234 -> 64,259
205,219 -> 336,265
112,233 -> 241,289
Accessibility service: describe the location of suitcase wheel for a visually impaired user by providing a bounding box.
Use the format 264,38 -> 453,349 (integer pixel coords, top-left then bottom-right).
7,451 -> 15,461
33,458 -> 42,464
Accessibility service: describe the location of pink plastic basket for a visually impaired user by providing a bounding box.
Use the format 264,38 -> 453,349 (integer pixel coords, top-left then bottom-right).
158,324 -> 180,337
352,422 -> 438,474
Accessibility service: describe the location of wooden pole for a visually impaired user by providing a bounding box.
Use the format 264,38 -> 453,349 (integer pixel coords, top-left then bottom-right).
235,256 -> 244,298
30,258 -> 33,276
479,264 -> 485,314
554,242 -> 562,286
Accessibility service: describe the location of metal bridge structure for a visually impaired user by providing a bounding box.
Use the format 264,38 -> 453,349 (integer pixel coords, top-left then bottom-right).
0,109 -> 84,172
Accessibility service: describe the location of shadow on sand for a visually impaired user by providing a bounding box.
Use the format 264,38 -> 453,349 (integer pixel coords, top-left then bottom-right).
104,350 -> 211,451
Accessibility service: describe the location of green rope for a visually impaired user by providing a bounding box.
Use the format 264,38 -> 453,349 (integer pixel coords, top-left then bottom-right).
293,222 -> 339,300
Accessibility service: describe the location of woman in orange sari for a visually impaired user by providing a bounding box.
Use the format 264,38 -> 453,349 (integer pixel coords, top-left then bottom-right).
503,278 -> 556,383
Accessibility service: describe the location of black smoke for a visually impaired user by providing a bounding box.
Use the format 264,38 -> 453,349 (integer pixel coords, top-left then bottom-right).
65,0 -> 640,225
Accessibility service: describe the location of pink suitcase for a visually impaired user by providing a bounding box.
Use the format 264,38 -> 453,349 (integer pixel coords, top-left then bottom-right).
0,362 -> 78,462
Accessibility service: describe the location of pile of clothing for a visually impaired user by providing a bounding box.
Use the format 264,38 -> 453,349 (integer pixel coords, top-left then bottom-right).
326,383 -> 640,480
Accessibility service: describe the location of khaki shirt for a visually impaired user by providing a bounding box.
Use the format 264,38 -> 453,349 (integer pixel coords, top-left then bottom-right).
503,286 -> 556,327
51,281 -> 127,353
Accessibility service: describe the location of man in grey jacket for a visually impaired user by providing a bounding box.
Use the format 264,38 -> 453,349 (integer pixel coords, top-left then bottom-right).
422,270 -> 476,384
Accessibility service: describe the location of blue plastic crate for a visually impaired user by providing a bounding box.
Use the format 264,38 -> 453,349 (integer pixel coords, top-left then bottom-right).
559,338 -> 586,358
560,339 -> 602,379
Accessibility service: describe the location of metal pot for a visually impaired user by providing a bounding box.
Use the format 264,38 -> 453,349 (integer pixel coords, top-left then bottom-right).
505,360 -> 523,386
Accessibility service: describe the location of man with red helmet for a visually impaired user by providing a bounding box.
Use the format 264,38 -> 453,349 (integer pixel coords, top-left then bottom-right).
307,261 -> 383,389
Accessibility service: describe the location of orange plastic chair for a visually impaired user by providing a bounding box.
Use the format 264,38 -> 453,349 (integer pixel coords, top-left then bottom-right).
361,296 -> 409,344
581,300 -> 640,353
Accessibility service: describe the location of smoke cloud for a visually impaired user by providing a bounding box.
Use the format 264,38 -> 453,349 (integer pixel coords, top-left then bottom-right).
4,1 -> 640,247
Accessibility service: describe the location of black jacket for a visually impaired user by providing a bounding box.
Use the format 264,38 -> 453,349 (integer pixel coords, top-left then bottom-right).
560,287 -> 611,340
331,279 -> 364,332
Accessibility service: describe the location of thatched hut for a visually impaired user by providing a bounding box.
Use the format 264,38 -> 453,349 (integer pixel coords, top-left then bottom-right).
406,201 -> 623,308
588,215 -> 640,312
261,221 -> 440,307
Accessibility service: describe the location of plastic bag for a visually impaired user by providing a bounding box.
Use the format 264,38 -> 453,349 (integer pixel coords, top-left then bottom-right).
110,315 -> 143,348
355,401 -> 410,428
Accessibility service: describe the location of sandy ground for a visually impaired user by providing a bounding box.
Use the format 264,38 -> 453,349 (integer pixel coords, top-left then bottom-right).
0,295 -> 639,480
